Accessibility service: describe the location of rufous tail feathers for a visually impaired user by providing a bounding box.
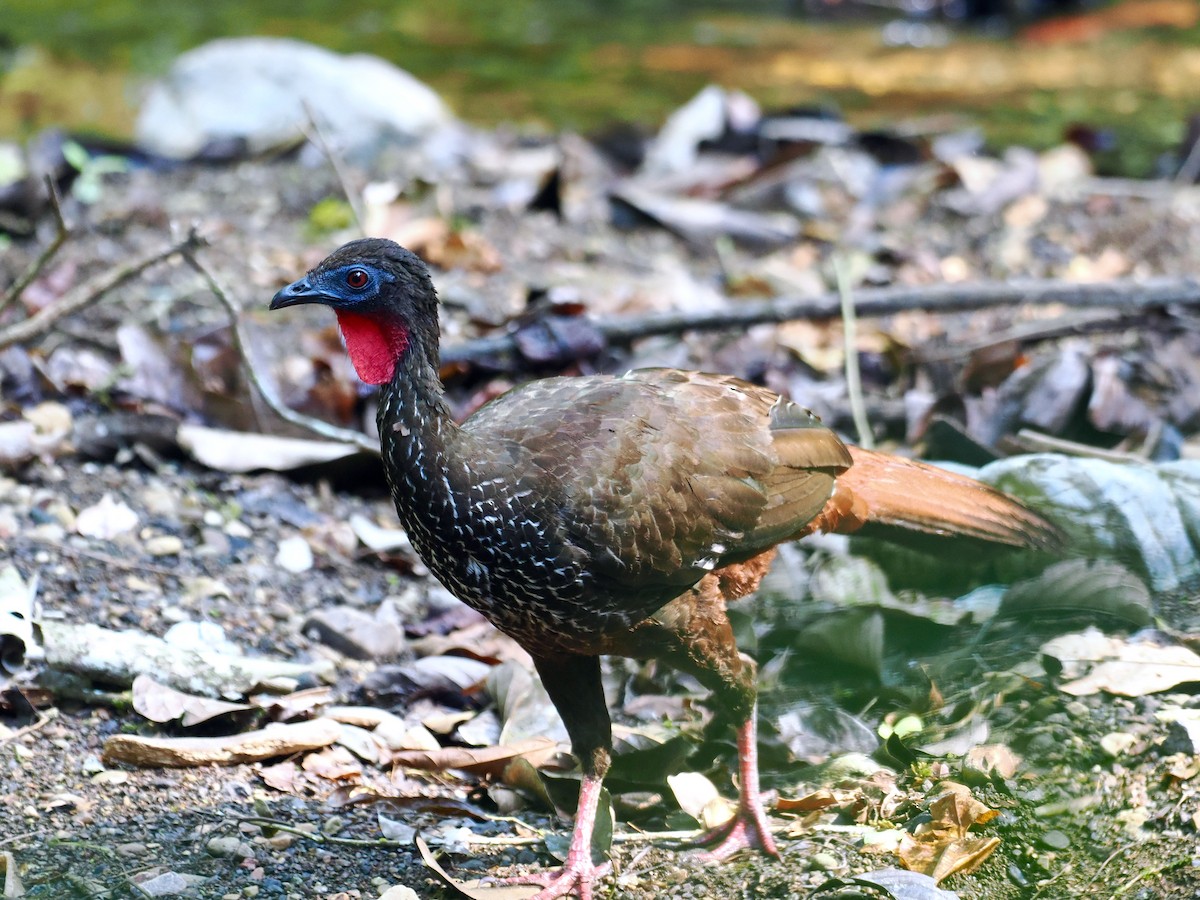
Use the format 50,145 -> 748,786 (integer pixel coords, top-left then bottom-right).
807,447 -> 1059,551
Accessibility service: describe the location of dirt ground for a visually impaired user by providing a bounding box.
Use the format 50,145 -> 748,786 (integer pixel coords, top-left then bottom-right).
4,143 -> 1200,899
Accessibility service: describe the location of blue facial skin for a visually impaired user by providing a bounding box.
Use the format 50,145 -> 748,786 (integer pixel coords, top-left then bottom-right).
270,264 -> 396,312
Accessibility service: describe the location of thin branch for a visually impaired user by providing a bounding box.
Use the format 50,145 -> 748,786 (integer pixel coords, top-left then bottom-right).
301,100 -> 365,234
439,276 -> 1200,368
0,227 -> 206,351
0,708 -> 57,746
916,308 -> 1166,363
0,175 -> 72,317
181,248 -> 378,453
1012,429 -> 1146,464
834,256 -> 873,450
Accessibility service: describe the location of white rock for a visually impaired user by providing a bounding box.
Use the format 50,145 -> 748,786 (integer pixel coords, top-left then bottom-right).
75,495 -> 139,540
136,37 -> 453,162
275,535 -> 314,574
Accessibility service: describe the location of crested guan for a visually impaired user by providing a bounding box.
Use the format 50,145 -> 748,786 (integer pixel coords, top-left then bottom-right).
271,238 -> 1058,900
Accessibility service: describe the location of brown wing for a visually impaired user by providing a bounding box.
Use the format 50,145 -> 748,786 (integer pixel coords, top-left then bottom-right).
463,368 -> 852,593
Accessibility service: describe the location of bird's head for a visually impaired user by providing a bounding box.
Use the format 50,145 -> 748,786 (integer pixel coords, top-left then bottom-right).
270,238 -> 439,385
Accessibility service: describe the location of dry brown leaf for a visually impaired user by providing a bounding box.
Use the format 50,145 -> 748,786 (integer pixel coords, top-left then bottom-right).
302,745 -> 363,781
963,744 -> 1021,779
388,217 -> 502,273
132,674 -> 254,727
897,783 -> 1001,883
1042,629 -> 1200,697
418,835 -> 542,900
260,760 -> 302,793
776,788 -> 840,813
391,737 -> 562,779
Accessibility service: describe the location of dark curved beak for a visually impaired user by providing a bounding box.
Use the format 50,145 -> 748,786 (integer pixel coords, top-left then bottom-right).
270,277 -> 334,310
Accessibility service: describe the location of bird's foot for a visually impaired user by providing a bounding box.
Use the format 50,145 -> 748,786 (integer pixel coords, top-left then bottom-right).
691,709 -> 780,861
488,860 -> 613,900
691,798 -> 779,862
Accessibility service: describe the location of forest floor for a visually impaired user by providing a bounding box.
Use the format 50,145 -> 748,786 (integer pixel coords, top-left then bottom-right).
3,122 -> 1200,899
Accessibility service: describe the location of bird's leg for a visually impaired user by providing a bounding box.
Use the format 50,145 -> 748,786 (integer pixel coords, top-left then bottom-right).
692,702 -> 779,860
605,570 -> 781,862
488,653 -> 613,900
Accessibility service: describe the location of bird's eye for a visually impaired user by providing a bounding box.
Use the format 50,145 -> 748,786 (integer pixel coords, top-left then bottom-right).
346,268 -> 369,289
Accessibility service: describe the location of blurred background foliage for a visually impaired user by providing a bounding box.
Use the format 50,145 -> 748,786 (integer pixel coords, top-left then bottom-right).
2,0 -> 1199,174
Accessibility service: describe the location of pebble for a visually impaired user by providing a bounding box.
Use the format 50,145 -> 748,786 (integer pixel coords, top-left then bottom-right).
377,888 -> 419,900
137,872 -> 192,897
1100,731 -> 1137,758
145,535 -> 185,556
275,535 -> 314,573
808,851 -> 840,871
225,519 -> 253,539
207,835 -> 255,858
1040,829 -> 1070,850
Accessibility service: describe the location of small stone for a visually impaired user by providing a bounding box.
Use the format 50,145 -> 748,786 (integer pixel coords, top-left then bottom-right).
225,519 -> 252,539
80,754 -> 106,775
321,816 -> 344,836
275,535 -> 314,573
808,851 -> 840,871
136,871 -> 194,897
76,494 -> 139,540
207,835 -> 255,858
1099,732 -> 1137,758
145,535 -> 184,556
1040,829 -> 1070,851
302,605 -> 407,660
377,887 -> 419,900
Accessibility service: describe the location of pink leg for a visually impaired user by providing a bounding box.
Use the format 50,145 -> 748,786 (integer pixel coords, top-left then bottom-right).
694,710 -> 779,861
491,772 -> 612,900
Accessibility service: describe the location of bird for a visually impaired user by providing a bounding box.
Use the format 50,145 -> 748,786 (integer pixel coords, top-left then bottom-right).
271,238 -> 1058,900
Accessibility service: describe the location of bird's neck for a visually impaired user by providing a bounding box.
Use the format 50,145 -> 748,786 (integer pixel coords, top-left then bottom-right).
375,324 -> 467,511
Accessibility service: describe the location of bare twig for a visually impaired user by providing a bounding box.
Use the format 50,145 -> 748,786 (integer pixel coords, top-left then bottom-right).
834,257 -> 873,450
1012,429 -> 1147,463
916,308 -> 1166,363
301,100 -> 365,234
182,248 -> 378,453
0,175 -> 72,317
440,276 -> 1200,368
0,227 -> 205,351
0,708 -> 57,746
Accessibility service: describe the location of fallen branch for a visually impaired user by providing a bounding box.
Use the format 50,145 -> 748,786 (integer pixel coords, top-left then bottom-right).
440,276 -> 1200,367
102,718 -> 341,767
0,176 -> 71,317
182,248 -> 378,453
0,227 -> 206,350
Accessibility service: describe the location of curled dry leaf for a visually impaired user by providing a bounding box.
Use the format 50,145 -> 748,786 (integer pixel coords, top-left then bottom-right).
301,744 -> 363,781
132,674 -> 254,727
391,736 -> 562,779
775,788 -> 840,813
177,424 -> 362,473
1041,627 -> 1200,697
417,835 -> 542,900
